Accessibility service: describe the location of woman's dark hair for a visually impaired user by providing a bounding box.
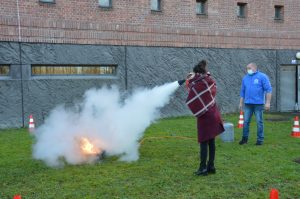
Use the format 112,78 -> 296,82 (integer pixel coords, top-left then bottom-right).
193,60 -> 207,74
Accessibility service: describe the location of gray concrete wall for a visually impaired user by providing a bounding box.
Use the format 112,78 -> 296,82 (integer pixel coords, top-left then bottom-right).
0,42 -> 126,128
0,43 -> 22,128
0,42 -> 298,128
126,47 -> 282,117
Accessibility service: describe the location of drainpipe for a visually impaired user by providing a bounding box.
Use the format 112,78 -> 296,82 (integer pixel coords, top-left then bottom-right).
16,0 -> 21,42
16,0 -> 25,127
296,64 -> 300,112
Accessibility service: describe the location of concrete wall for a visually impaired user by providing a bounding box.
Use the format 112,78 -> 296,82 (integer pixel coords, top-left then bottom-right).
0,42 -> 298,128
0,42 -> 126,128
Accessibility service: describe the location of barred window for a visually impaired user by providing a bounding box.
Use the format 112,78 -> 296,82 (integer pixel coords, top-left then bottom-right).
0,65 -> 10,76
151,0 -> 161,11
196,0 -> 207,15
237,2 -> 247,18
274,5 -> 284,20
39,0 -> 55,3
31,65 -> 117,76
99,0 -> 112,8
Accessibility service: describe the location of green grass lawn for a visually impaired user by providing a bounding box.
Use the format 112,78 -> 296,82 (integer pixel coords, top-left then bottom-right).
0,113 -> 299,199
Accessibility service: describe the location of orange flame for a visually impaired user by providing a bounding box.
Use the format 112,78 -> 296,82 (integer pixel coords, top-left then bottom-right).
80,137 -> 100,155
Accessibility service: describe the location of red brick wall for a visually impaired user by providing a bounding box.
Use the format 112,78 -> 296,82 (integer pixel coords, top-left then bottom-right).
1,0 -> 299,49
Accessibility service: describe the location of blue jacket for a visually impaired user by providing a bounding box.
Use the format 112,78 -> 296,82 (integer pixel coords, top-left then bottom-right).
240,71 -> 272,104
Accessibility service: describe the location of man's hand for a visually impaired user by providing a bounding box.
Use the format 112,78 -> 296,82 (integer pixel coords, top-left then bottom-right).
265,93 -> 272,111
239,102 -> 243,111
239,98 -> 244,111
265,102 -> 271,111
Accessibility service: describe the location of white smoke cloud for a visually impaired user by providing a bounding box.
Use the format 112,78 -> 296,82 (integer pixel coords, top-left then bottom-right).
33,81 -> 179,167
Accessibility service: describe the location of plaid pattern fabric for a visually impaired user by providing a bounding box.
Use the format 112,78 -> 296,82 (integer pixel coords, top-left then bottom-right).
186,74 -> 216,117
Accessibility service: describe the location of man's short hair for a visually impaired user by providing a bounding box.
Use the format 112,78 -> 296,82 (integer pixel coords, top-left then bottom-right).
248,63 -> 258,69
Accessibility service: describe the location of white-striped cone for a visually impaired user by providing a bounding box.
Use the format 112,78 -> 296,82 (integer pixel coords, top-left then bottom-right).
29,114 -> 35,133
237,111 -> 244,128
291,116 -> 300,138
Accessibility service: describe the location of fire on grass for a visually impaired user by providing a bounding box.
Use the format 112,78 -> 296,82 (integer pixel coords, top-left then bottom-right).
78,137 -> 106,161
80,137 -> 101,155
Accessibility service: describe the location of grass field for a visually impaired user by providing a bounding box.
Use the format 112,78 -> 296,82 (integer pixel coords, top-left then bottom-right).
0,113 -> 299,199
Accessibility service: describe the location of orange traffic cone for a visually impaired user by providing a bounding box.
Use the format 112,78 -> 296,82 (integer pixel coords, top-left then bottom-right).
269,188 -> 279,199
13,195 -> 21,199
291,116 -> 300,138
237,111 -> 244,128
29,114 -> 35,133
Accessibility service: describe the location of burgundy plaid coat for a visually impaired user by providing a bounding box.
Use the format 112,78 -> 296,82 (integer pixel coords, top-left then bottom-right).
186,73 -> 224,142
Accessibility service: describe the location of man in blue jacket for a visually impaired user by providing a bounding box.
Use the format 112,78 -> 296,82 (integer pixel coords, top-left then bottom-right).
239,63 -> 272,145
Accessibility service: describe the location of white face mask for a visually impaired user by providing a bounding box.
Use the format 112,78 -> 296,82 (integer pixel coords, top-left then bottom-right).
247,69 -> 254,75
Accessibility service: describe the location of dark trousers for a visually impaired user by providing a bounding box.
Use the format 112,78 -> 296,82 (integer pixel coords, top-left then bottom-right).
199,138 -> 215,170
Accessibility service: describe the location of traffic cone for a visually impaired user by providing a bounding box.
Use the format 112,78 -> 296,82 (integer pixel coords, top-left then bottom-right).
13,195 -> 21,199
29,114 -> 35,133
291,116 -> 300,138
269,188 -> 279,199
237,111 -> 244,128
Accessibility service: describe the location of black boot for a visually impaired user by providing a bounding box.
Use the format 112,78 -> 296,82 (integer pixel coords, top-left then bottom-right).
239,137 -> 248,145
194,141 -> 208,176
194,168 -> 208,176
207,167 -> 216,174
207,163 -> 216,174
207,160 -> 216,174
194,159 -> 208,176
207,139 -> 216,174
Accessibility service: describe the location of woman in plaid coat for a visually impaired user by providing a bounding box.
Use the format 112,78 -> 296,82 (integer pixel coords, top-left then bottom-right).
180,60 -> 224,176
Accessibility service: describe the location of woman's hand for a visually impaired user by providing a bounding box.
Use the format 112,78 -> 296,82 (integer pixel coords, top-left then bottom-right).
186,72 -> 195,80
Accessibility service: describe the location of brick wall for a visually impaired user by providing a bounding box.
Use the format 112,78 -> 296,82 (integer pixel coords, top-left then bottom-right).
1,0 -> 300,49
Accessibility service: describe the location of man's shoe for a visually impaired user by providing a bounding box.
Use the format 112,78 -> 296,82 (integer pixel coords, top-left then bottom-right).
255,141 -> 263,146
239,137 -> 248,145
194,168 -> 208,176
